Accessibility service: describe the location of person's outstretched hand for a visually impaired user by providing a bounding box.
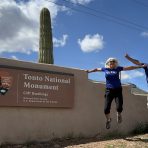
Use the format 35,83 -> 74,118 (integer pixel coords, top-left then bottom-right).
125,53 -> 130,58
85,70 -> 89,73
142,64 -> 147,68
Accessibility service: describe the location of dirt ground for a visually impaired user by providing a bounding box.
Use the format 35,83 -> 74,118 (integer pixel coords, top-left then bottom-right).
0,133 -> 148,148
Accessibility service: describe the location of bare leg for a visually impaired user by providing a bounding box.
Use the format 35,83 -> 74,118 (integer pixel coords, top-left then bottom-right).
105,113 -> 111,121
117,112 -> 122,123
105,113 -> 111,129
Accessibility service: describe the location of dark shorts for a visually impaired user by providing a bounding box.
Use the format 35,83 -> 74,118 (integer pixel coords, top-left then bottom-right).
104,87 -> 123,114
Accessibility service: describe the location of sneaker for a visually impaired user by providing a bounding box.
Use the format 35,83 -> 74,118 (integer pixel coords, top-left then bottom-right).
106,118 -> 111,129
117,114 -> 122,124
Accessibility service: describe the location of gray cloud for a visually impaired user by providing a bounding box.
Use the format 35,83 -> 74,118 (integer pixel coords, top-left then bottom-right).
0,5 -> 33,40
0,0 -> 67,54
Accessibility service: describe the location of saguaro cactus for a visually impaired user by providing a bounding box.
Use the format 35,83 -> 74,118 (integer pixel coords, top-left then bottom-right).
39,8 -> 54,64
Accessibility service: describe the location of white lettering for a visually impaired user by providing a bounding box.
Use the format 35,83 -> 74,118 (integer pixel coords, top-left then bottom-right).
24,82 -> 59,91
44,76 -> 71,84
23,74 -> 43,81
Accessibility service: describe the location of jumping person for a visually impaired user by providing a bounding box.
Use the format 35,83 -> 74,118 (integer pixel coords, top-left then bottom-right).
86,58 -> 144,129
125,54 -> 148,83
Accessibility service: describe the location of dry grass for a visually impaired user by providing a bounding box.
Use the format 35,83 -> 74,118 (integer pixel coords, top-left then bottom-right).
0,133 -> 148,148
65,134 -> 148,148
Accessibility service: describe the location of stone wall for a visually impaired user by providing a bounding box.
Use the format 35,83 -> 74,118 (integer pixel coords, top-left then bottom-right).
0,58 -> 147,144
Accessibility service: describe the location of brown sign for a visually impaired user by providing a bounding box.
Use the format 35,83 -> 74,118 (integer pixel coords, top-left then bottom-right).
0,65 -> 74,108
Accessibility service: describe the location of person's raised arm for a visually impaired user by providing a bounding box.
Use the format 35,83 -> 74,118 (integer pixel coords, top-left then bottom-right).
86,68 -> 102,73
123,65 -> 144,71
125,53 -> 141,65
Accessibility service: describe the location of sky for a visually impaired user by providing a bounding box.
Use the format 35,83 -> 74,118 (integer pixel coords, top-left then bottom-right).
0,0 -> 148,91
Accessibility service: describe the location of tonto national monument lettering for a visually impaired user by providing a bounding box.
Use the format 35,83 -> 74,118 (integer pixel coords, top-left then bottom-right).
0,66 -> 74,108
23,73 -> 70,91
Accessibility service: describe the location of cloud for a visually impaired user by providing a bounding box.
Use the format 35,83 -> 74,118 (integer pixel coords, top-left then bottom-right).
53,34 -> 68,47
141,31 -> 148,37
11,55 -> 18,60
78,34 -> 105,52
70,0 -> 94,5
121,71 -> 144,80
0,0 -> 67,54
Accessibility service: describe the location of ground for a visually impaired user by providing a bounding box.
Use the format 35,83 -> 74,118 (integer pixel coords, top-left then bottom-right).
0,133 -> 148,148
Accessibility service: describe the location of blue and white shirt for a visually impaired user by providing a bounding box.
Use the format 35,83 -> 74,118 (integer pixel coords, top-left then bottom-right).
101,66 -> 124,89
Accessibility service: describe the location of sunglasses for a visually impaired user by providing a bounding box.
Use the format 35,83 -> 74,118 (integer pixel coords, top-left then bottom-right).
109,61 -> 116,63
